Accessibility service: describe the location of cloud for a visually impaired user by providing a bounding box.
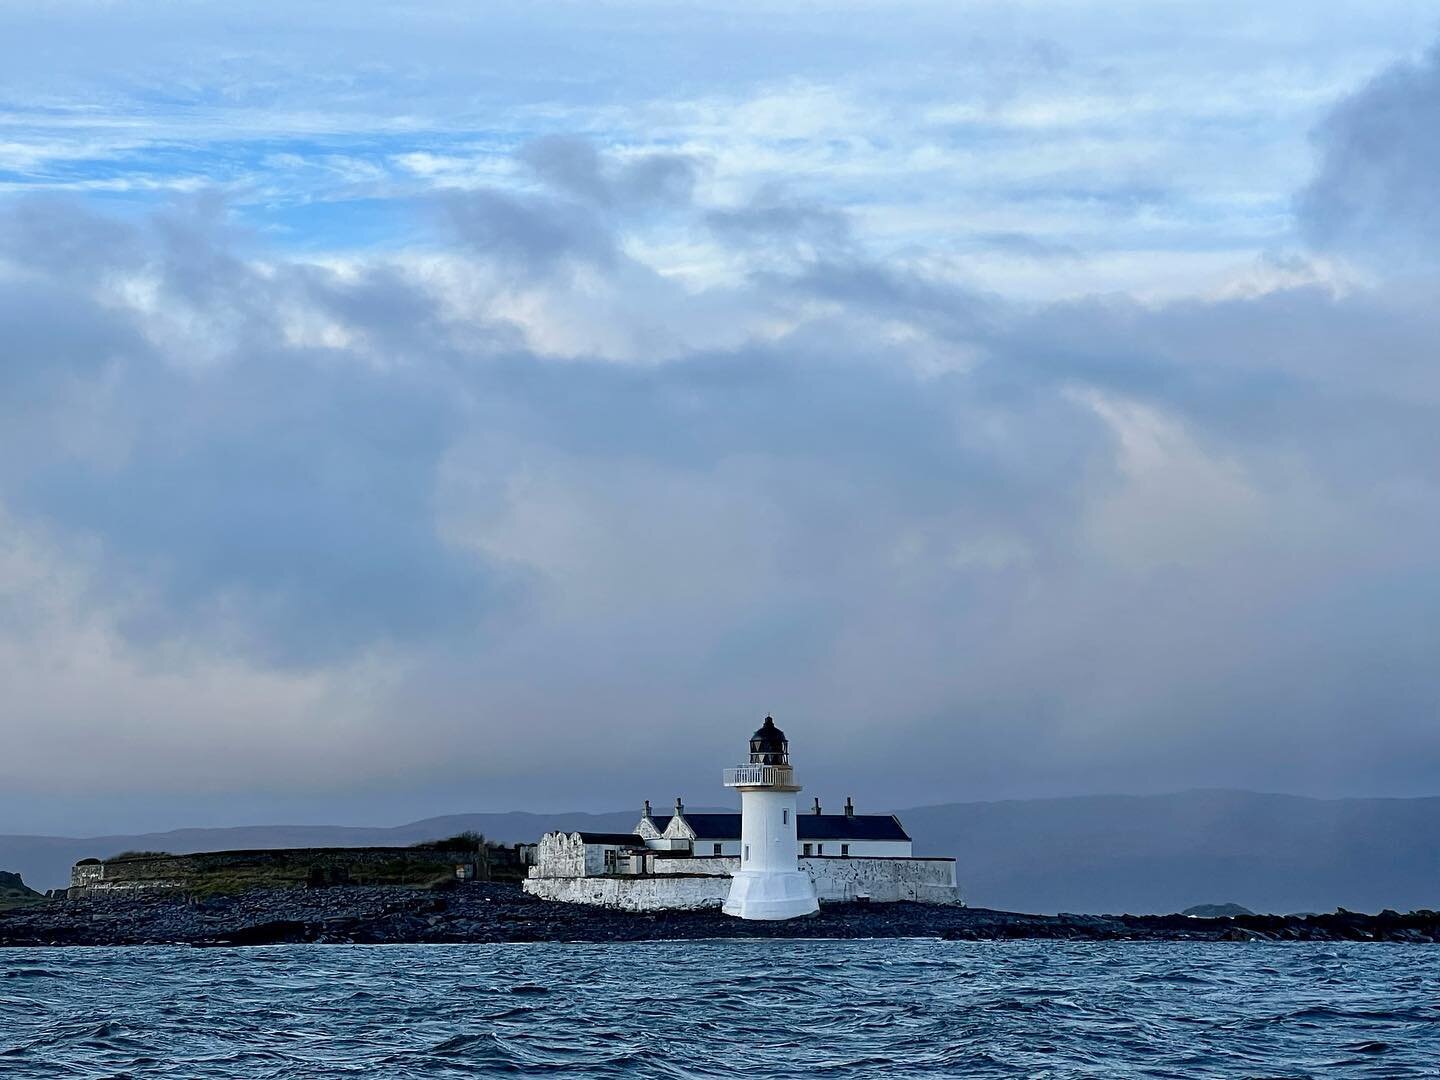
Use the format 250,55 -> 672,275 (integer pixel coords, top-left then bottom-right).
4,42 -> 1440,832
438,140 -> 704,279
5,0 -> 1420,305
519,135 -> 699,209
705,185 -> 852,258
969,231 -> 1083,261
1299,43 -> 1440,265
0,199 -> 507,668
440,187 -> 617,275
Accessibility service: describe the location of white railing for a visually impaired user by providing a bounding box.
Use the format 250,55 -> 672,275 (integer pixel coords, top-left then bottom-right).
722,764 -> 793,787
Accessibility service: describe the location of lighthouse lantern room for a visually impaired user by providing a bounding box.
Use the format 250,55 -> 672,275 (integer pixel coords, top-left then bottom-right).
721,716 -> 820,920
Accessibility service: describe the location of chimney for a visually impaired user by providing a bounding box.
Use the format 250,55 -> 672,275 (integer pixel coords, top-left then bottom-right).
643,800 -> 652,819
812,797 -> 822,815
675,797 -> 685,817
845,796 -> 854,817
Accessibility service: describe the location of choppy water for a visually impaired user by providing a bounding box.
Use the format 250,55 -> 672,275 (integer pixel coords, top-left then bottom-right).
2,940 -> 1437,1078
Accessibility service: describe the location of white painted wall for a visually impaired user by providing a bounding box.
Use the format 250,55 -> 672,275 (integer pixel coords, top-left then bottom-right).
653,856 -> 737,877
531,830 -> 948,897
798,839 -> 911,858
525,875 -> 730,911
530,832 -> 644,879
806,857 -> 958,903
695,840 -> 741,856
524,856 -> 959,908
661,816 -> 694,841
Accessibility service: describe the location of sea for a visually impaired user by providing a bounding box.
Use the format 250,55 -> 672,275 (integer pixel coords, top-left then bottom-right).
2,939 -> 1437,1078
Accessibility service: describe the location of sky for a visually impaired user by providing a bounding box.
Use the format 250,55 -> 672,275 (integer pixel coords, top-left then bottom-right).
2,1 -> 1440,836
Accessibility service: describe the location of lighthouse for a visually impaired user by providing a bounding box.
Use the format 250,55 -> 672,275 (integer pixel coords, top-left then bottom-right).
721,716 -> 820,920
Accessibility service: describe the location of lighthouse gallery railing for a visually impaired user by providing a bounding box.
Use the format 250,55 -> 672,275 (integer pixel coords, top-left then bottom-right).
722,764 -> 794,787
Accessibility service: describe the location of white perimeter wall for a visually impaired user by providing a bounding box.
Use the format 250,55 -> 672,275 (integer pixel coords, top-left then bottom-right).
653,856 -> 737,877
807,857 -> 957,903
525,876 -> 731,911
524,857 -> 959,908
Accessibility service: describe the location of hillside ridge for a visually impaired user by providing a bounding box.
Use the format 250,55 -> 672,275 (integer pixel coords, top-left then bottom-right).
4,790 -> 1437,914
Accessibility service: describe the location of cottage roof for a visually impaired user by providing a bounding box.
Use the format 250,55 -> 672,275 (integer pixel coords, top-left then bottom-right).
800,815 -> 910,842
649,813 -> 910,842
574,832 -> 648,847
682,813 -> 742,839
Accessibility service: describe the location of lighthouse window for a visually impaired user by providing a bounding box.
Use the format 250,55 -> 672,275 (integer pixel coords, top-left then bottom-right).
743,844 -> 750,862
782,809 -> 789,824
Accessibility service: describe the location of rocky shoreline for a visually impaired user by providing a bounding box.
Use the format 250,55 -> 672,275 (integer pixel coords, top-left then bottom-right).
2,883 -> 1437,947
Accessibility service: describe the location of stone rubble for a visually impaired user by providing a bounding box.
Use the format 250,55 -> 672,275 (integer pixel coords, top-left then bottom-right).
1,883 -> 1435,947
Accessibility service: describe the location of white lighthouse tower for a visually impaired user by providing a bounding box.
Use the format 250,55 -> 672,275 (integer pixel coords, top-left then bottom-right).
721,716 -> 819,921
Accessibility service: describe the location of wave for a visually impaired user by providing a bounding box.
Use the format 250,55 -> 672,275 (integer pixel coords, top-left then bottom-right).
0,941 -> 1436,1077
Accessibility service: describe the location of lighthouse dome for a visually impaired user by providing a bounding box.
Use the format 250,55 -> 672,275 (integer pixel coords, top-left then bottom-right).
748,716 -> 789,765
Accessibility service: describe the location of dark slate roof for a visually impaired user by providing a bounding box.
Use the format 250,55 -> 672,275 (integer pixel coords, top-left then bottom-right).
673,813 -> 911,842
574,832 -> 647,847
800,815 -> 910,842
681,813 -> 742,839
646,816 -> 672,832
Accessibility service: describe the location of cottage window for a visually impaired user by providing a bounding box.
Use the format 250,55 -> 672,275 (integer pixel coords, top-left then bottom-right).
803,843 -> 812,856
817,843 -> 824,855
713,843 -> 722,856
841,843 -> 850,857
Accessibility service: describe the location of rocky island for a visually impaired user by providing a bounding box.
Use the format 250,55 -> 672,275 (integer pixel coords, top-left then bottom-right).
2,881 -> 1437,947
0,871 -> 43,912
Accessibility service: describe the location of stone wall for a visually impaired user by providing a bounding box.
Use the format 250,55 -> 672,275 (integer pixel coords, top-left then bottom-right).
524,875 -> 731,911
69,862 -> 105,890
69,846 -> 468,895
651,854 -> 956,900
530,833 -> 591,879
523,855 -> 960,909
806,856 -> 958,903
528,833 -> 644,879
652,855 -> 736,877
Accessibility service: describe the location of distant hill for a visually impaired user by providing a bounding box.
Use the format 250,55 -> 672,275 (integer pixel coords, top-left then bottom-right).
4,791 -> 1437,914
899,790 -> 1440,914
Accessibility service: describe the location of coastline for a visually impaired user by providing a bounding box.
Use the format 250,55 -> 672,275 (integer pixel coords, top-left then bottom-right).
2,883 -> 1436,947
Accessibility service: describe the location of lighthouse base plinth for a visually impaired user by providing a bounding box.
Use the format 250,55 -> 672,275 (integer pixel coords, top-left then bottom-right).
722,869 -> 819,921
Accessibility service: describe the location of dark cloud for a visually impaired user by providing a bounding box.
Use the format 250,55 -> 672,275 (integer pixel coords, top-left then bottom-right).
788,258 -> 997,343
3,109 -> 1440,822
1299,44 -> 1440,263
440,187 -> 616,274
706,186 -> 852,259
519,135 -> 699,209
0,199 -> 506,667
436,139 -> 700,276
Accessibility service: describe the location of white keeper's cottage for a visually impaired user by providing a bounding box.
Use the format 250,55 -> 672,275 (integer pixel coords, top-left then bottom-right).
524,716 -> 960,918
